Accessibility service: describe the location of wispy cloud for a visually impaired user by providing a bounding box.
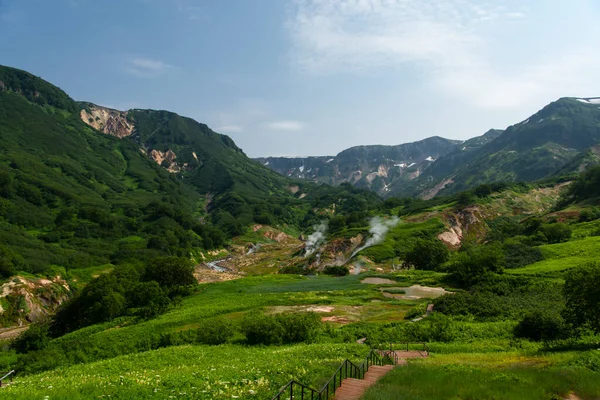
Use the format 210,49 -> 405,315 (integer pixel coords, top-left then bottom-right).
266,120 -> 305,131
287,0 -> 600,109
216,125 -> 244,133
123,56 -> 173,78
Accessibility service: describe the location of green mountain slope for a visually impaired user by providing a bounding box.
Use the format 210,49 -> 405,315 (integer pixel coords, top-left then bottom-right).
0,66 -> 228,277
79,103 -> 311,236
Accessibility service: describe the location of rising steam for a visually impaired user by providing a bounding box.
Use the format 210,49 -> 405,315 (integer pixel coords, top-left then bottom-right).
304,221 -> 328,257
351,216 -> 400,258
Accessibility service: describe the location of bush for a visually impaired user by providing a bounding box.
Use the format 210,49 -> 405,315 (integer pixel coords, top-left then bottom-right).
564,262 -> 600,333
514,311 -> 569,342
404,238 -> 449,270
503,240 -> 544,269
279,265 -> 307,275
242,313 -> 285,345
12,322 -> 50,353
143,257 -> 196,290
323,265 -> 349,276
540,223 -> 572,244
448,244 -> 505,288
196,318 -> 235,345
242,312 -> 322,345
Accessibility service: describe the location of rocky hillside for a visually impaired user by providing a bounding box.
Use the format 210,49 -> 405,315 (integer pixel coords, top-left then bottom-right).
259,97 -> 600,199
256,136 -> 461,195
389,97 -> 600,198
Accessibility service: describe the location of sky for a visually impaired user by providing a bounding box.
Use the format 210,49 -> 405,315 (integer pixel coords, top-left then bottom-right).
1,0 -> 600,157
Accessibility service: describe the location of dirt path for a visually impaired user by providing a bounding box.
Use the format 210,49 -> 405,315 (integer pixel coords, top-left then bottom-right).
0,325 -> 28,340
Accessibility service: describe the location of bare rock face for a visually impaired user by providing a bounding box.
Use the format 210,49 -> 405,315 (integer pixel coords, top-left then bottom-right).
0,80 -> 5,92
150,149 -> 182,173
80,105 -> 134,138
0,276 -> 72,325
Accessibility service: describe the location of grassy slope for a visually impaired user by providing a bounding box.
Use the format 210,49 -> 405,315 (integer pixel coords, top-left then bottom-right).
0,343 -> 369,400
507,236 -> 600,277
15,274 -> 424,375
363,353 -> 600,400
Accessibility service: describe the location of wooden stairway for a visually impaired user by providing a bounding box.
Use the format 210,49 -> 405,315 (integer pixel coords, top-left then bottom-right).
333,364 -> 396,400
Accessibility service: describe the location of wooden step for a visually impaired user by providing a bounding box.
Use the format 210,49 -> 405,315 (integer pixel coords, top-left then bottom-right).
333,365 -> 398,400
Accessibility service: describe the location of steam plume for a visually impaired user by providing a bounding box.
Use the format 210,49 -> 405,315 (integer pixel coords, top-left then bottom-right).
304,221 -> 328,257
351,216 -> 400,258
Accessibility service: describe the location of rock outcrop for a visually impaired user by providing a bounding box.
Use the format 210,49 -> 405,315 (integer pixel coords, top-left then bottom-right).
80,105 -> 134,138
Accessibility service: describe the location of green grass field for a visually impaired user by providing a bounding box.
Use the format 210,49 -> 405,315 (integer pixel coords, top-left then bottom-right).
0,344 -> 368,399
507,236 -> 600,277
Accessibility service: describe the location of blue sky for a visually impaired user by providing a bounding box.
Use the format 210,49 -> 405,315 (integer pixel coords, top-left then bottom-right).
1,0 -> 600,157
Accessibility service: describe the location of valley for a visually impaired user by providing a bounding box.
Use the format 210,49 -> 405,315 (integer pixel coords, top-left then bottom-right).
0,65 -> 600,400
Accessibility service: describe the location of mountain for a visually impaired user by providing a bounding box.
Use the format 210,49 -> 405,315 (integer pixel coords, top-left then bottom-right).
389,97 -> 600,198
0,64 -> 314,280
258,97 -> 600,199
255,136 -> 461,195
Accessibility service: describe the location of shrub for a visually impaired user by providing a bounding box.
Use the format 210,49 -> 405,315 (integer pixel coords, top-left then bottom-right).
279,265 -> 306,275
448,244 -> 505,288
143,257 -> 196,290
404,238 -> 449,270
323,265 -> 349,276
196,318 -> 235,345
503,240 -> 544,269
540,223 -> 572,244
242,312 -> 322,345
564,262 -> 600,333
12,322 -> 50,353
242,313 -> 285,345
514,311 -> 569,342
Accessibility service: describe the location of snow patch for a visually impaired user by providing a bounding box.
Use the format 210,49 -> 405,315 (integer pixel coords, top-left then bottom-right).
264,161 -> 270,166
425,156 -> 435,162
522,118 -> 530,124
326,158 -> 334,163
577,98 -> 600,104
407,162 -> 416,168
462,147 -> 466,151
394,163 -> 406,168
298,166 -> 305,173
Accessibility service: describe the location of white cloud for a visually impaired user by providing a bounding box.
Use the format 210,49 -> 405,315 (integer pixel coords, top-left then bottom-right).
266,120 -> 305,131
124,56 -> 173,78
287,0 -> 600,109
216,125 -> 244,133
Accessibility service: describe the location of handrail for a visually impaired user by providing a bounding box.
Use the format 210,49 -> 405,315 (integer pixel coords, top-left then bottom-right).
0,370 -> 15,387
373,342 -> 429,354
271,349 -> 390,400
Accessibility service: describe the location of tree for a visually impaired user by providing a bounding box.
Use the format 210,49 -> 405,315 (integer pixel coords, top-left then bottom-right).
564,262 -> 600,333
143,257 -> 196,289
404,238 -> 449,270
514,310 -> 569,342
449,244 -> 505,287
540,223 -> 572,244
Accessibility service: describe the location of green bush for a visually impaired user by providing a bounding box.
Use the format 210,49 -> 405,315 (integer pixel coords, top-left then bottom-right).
503,239 -> 544,269
242,313 -> 285,345
196,318 -> 235,345
242,312 -> 322,345
448,244 -> 505,288
564,262 -> 600,333
12,322 -> 50,354
514,310 -> 569,342
323,265 -> 349,276
404,238 -> 449,270
540,223 -> 572,244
